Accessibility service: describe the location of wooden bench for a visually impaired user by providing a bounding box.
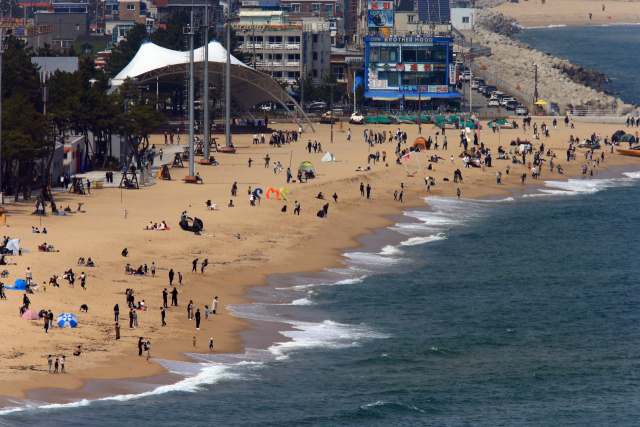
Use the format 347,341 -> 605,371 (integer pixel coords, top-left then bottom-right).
182,176 -> 203,184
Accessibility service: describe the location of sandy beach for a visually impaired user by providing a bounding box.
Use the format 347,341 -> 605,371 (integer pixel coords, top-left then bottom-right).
491,0 -> 640,27
0,116 -> 638,400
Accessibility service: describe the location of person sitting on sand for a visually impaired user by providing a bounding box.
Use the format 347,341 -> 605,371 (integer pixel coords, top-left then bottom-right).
73,346 -> 82,356
78,257 -> 85,266
87,258 -> 95,267
317,192 -> 325,200
42,228 -> 47,234
134,265 -> 144,275
122,248 -> 129,257
158,221 -> 167,230
147,221 -> 154,230
228,200 -> 234,208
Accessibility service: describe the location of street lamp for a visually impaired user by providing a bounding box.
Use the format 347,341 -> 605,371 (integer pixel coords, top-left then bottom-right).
327,83 -> 338,143
417,75 -> 422,135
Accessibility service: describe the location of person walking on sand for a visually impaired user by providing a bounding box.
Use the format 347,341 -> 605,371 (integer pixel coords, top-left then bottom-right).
457,188 -> 461,199
25,267 -> 32,286
192,259 -> 198,273
60,356 -> 65,373
54,358 -> 59,374
366,184 -> 371,199
178,272 -> 183,285
115,323 -> 120,340
195,309 -> 201,330
80,272 -> 86,290
145,341 -> 151,363
169,269 -> 174,286
200,259 -> 208,275
133,310 -> 138,328
188,300 -> 194,320
163,288 -> 168,308
23,294 -> 30,309
47,355 -> 52,373
209,338 -> 214,352
129,309 -> 134,329
171,287 -> 178,306
213,296 -> 219,314
193,336 -> 197,347
294,201 -> 301,215
398,191 -> 403,203
360,183 -> 364,196
138,337 -> 144,356
161,307 -> 166,326
151,262 -> 155,277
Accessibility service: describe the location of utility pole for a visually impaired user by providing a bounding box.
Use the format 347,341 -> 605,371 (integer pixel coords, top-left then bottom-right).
187,11 -> 196,177
418,76 -> 421,134
203,1 -> 210,161
224,2 -> 231,147
534,63 -> 538,103
327,82 -> 337,143
0,28 -> 3,202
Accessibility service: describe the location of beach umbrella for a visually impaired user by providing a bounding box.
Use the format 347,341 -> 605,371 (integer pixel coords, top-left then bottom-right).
534,100 -> 548,105
57,313 -> 78,328
6,239 -> 20,254
21,310 -> 39,320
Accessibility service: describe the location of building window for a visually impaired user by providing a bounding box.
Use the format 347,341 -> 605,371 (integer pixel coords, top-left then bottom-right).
313,52 -> 318,60
291,3 -> 300,11
127,4 -> 135,10
402,47 -> 416,62
313,69 -> 318,78
369,46 -> 379,62
462,16 -> 470,23
313,34 -> 318,43
408,15 -> 414,23
312,4 -> 320,12
333,66 -> 344,79
336,5 -> 340,12
378,71 -> 399,86
380,46 -> 398,62
326,5 -> 333,14
331,36 -> 335,44
401,71 -> 445,86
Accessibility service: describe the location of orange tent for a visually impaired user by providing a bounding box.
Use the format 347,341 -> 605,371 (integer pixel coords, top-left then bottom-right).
412,137 -> 428,150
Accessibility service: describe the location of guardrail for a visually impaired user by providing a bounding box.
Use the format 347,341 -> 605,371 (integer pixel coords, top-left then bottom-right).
470,63 -> 535,110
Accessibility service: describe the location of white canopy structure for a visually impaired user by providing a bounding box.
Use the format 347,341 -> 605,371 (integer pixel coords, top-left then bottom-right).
110,38 -> 314,131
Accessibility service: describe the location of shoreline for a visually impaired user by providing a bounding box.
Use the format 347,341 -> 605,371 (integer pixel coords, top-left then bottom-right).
1,160 -> 639,411
0,119 -> 639,409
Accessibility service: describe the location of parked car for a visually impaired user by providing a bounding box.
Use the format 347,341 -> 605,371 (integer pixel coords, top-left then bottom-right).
477,84 -> 488,94
500,96 -> 515,107
471,79 -> 484,89
487,98 -> 500,107
506,100 -> 518,110
515,104 -> 528,115
306,102 -> 328,112
484,86 -> 498,97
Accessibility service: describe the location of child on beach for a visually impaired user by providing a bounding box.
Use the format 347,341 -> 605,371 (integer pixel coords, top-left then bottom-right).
193,336 -> 197,347
209,338 -> 214,352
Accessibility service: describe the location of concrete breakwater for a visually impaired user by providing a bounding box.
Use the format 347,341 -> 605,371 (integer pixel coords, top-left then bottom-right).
463,9 -> 635,115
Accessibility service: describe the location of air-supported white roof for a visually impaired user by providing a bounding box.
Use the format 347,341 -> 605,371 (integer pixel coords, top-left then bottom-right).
110,38 -> 306,117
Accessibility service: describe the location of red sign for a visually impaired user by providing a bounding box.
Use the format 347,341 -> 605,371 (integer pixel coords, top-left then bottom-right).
410,63 -> 418,72
396,63 -> 405,71
424,64 -> 431,72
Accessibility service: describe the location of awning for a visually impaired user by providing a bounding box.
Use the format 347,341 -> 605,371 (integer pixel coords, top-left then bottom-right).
366,91 -> 463,100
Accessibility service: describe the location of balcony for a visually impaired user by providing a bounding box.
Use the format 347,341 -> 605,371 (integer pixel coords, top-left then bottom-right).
285,61 -> 301,67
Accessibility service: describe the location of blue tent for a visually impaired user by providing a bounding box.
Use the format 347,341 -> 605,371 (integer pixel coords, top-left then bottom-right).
7,279 -> 27,290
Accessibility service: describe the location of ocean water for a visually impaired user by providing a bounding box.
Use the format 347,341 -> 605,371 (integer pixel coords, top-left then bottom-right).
3,172 -> 640,425
517,25 -> 640,105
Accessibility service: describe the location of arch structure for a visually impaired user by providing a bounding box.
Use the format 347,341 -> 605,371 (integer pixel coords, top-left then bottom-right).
110,38 -> 315,132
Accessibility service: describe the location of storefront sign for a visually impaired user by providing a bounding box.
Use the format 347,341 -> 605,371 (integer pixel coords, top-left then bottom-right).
367,1 -> 394,28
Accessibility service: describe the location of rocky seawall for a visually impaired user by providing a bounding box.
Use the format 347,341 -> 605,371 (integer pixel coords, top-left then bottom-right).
465,9 -> 635,115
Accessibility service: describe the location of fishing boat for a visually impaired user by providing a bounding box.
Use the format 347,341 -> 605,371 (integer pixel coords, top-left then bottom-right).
616,147 -> 640,157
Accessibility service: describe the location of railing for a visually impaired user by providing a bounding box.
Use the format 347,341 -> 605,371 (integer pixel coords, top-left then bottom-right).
285,61 -> 300,67
241,43 -> 301,50
470,63 -> 535,109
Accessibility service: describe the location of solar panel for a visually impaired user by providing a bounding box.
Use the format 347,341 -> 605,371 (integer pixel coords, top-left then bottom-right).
417,0 -> 450,22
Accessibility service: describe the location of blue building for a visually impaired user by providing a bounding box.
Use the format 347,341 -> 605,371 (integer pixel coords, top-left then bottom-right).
364,35 -> 460,104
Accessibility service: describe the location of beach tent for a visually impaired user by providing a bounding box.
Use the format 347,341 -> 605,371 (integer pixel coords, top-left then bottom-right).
398,115 -> 414,122
7,279 -> 27,290
321,151 -> 336,162
6,239 -> 21,254
386,115 -> 400,124
412,137 -> 428,150
57,313 -> 78,328
375,115 -> 392,124
364,116 -> 377,124
620,134 -> 636,143
298,161 -> 316,176
21,310 -> 39,320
